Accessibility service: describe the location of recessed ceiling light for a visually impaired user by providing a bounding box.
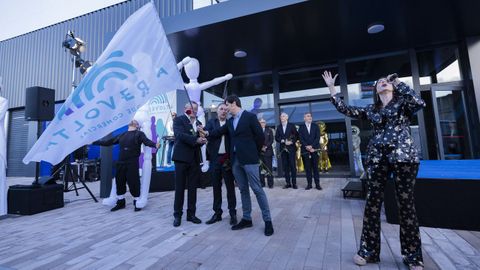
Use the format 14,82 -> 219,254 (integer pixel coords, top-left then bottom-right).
234,50 -> 247,58
367,23 -> 385,34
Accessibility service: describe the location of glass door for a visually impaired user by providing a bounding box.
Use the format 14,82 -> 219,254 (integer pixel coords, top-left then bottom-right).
425,86 -> 472,159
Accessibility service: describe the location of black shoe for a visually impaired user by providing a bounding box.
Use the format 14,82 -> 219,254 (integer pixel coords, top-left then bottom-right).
206,214 -> 222,225
187,216 -> 202,224
283,184 -> 292,189
110,199 -> 126,212
305,185 -> 312,190
268,185 -> 273,189
173,217 -> 181,227
292,184 -> 298,189
133,200 -> 141,212
264,221 -> 274,236
230,215 -> 238,225
316,185 -> 323,190
231,219 -> 253,230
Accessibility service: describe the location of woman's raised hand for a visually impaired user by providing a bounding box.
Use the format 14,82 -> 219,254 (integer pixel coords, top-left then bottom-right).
322,70 -> 338,96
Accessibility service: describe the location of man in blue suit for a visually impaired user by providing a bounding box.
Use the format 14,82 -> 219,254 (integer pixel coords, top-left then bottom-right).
203,95 -> 274,236
298,112 -> 322,190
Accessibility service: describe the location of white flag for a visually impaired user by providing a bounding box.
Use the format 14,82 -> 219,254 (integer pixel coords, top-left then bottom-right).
23,2 -> 184,165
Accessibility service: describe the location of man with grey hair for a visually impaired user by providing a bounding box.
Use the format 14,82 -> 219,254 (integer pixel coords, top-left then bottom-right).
204,103 -> 237,225
172,101 -> 207,227
275,112 -> 298,189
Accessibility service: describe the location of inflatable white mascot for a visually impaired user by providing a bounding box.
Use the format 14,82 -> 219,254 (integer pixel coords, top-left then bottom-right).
352,125 -> 365,179
0,77 -> 8,216
177,56 -> 233,172
102,107 -> 153,208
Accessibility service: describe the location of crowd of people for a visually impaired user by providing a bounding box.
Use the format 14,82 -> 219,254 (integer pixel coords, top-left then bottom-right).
96,72 -> 426,269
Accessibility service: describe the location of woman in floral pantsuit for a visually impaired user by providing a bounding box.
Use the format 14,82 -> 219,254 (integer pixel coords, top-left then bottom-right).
322,71 -> 426,270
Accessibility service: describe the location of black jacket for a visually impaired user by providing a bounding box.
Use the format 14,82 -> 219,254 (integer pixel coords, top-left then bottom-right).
205,118 -> 230,161
275,122 -> 298,152
298,123 -> 320,154
93,130 -> 156,163
172,114 -> 202,164
262,127 -> 274,157
209,110 -> 264,165
331,82 -> 425,164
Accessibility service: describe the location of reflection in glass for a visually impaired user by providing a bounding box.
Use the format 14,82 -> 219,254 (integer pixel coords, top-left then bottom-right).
436,90 -> 469,159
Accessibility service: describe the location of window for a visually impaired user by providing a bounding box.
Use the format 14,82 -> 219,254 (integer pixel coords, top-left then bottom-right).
279,67 -> 339,99
203,72 -> 275,124
417,46 -> 462,85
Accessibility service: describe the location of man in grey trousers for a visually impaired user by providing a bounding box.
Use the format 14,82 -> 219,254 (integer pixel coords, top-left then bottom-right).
203,95 -> 274,236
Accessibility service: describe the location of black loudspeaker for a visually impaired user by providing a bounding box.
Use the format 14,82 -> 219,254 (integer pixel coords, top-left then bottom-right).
8,184 -> 64,215
25,86 -> 55,121
38,176 -> 57,185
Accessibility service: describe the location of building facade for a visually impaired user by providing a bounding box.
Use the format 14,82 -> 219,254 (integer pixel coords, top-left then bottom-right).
1,0 -> 480,177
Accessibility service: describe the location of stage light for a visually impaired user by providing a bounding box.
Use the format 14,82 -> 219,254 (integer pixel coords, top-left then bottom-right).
367,23 -> 385,34
62,31 -> 86,56
75,58 -> 93,75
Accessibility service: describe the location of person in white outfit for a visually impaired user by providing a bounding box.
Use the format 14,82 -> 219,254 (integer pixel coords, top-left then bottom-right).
0,77 -> 8,216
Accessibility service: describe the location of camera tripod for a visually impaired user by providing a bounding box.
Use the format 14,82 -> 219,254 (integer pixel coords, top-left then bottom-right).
53,156 -> 98,202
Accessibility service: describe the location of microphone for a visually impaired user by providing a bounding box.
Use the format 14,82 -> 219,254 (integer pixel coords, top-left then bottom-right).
387,73 -> 398,83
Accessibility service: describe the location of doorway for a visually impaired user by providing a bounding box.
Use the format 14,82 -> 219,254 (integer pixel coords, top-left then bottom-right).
278,99 -> 349,175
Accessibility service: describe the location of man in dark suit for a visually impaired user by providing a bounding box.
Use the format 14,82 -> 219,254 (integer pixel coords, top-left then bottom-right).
259,118 -> 274,188
204,103 -> 237,225
298,112 -> 322,190
275,112 -> 298,189
172,102 -> 207,227
203,95 -> 274,236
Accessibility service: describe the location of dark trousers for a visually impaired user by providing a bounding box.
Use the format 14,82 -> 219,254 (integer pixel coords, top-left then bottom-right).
302,153 -> 320,187
260,154 -> 274,187
173,161 -> 200,218
116,161 -> 140,197
210,156 -> 236,216
281,151 -> 296,185
360,161 -> 423,262
167,141 -> 174,164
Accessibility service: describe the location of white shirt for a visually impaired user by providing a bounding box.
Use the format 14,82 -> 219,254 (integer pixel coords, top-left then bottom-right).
185,113 -> 197,132
282,123 -> 287,134
218,120 -> 226,154
306,122 -> 311,134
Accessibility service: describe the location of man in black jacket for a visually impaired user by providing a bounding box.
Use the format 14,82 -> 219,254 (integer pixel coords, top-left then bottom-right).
259,118 -> 274,188
298,112 -> 322,190
204,95 -> 274,236
275,112 -> 298,189
172,102 -> 207,227
94,120 -> 159,212
204,103 -> 237,225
